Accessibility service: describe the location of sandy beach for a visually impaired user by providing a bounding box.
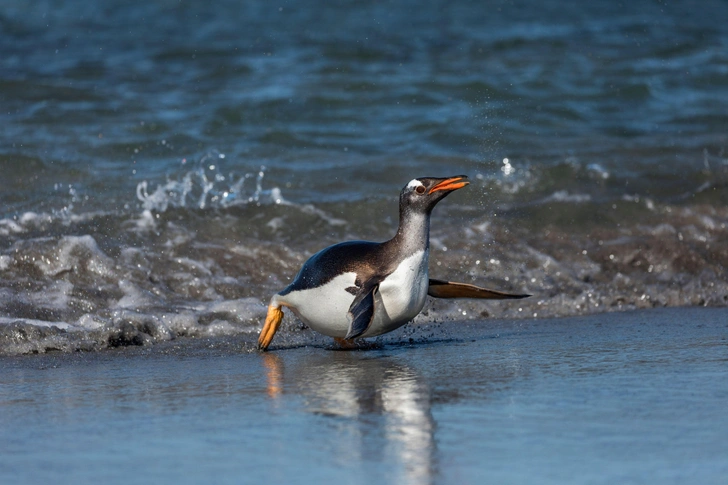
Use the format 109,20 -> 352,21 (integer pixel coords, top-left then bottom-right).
1,307 -> 726,484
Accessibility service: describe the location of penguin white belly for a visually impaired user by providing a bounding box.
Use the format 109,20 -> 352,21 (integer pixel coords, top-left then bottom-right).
277,272 -> 357,337
362,250 -> 429,338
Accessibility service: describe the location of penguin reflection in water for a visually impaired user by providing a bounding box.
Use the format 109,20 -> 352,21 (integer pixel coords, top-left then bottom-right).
258,175 -> 529,351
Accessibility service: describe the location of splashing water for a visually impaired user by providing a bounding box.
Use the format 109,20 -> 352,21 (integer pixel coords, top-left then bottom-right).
136,153 -> 285,213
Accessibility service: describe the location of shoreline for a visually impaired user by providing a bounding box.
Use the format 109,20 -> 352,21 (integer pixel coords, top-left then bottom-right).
2,304 -> 726,360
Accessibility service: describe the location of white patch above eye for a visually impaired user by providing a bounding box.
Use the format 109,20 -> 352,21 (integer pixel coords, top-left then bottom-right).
406,179 -> 424,190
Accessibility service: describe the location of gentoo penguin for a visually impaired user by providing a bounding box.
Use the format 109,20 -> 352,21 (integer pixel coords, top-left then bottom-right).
258,175 -> 528,350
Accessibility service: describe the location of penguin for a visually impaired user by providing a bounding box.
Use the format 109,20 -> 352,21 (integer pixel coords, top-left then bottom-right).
257,175 -> 529,351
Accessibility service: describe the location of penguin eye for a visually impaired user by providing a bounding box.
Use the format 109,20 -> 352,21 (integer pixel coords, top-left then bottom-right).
415,185 -> 426,195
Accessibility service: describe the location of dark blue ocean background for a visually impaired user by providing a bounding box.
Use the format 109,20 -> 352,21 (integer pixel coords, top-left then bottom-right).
1,0 -> 727,352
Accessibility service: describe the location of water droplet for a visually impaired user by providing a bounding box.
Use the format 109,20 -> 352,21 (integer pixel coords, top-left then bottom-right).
501,157 -> 514,176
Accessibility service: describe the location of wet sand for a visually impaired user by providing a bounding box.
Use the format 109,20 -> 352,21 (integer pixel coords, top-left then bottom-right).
1,307 -> 727,485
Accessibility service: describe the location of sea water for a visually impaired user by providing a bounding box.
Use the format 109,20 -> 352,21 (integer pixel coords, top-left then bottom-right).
1,0 -> 727,353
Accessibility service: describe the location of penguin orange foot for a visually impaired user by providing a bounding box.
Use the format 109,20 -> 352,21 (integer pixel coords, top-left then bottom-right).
257,175 -> 529,351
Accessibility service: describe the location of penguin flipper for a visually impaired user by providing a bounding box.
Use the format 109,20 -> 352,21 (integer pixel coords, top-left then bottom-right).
345,283 -> 379,339
427,279 -> 530,300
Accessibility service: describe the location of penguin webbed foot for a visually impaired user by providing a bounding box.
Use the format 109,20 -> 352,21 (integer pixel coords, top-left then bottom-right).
257,305 -> 285,351
427,279 -> 530,300
332,337 -> 379,351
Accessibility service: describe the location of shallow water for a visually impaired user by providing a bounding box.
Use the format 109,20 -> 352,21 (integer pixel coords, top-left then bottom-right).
1,1 -> 728,353
1,308 -> 726,484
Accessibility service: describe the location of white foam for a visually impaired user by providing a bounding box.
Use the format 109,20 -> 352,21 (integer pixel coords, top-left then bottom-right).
33,235 -> 114,277
75,314 -> 106,330
0,211 -> 55,236
174,257 -> 214,276
0,217 -> 25,236
157,311 -> 240,337
0,317 -> 72,330
27,281 -> 73,310
129,209 -> 158,231
587,163 -> 610,179
542,190 -> 592,203
267,217 -> 285,231
0,255 -> 10,271
295,203 -> 347,226
115,280 -> 159,309
197,297 -> 268,324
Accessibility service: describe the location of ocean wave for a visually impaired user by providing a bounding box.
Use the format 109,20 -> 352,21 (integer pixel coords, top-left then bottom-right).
1,190 -> 727,355
1,153 -> 727,355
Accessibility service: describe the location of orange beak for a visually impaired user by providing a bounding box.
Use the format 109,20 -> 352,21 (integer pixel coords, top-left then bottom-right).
428,176 -> 469,194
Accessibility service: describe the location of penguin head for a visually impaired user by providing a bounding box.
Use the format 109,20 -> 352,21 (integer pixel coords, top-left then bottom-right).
400,175 -> 469,214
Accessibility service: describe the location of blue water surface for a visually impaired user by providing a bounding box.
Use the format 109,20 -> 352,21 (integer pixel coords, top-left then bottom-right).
1,308 -> 726,484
